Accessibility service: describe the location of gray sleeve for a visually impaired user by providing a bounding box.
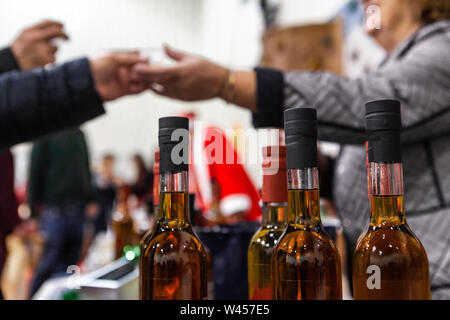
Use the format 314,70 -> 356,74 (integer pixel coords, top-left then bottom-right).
283,33 -> 450,145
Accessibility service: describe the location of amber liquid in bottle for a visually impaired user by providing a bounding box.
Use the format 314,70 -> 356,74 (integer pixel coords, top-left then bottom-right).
353,163 -> 431,300
112,202 -> 134,259
140,171 -> 208,300
272,168 -> 342,300
139,150 -> 160,299
248,145 -> 287,300
248,203 -> 286,300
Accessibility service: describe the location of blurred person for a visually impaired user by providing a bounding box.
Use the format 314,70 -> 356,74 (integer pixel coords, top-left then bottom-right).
92,154 -> 120,234
130,154 -> 153,204
136,1 -> 450,298
27,128 -> 97,297
0,20 -> 69,299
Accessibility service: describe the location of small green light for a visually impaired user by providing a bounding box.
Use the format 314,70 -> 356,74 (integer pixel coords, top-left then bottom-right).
125,251 -> 136,261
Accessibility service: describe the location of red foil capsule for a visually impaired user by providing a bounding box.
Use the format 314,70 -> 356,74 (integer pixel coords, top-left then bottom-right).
262,146 -> 287,203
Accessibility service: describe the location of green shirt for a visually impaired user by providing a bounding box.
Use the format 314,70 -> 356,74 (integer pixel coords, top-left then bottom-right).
28,128 -> 94,217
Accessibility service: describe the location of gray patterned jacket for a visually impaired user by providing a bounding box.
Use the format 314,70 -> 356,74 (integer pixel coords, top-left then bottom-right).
253,20 -> 450,299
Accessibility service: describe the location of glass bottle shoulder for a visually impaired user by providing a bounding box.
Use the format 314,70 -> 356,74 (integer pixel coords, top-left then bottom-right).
354,222 -> 428,260
274,223 -> 338,258
142,223 -> 206,258
249,224 -> 285,251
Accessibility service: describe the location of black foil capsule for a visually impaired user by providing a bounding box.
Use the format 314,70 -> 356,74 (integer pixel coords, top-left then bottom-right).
365,99 -> 402,163
284,108 -> 318,169
158,116 -> 189,173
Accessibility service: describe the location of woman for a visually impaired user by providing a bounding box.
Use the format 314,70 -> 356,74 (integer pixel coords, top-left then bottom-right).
136,0 -> 450,298
130,154 -> 153,202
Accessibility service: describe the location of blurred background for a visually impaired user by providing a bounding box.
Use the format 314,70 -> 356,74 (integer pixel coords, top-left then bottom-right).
0,0 -> 387,300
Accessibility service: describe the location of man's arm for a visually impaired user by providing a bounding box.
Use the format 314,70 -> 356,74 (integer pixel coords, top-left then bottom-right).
0,58 -> 105,149
0,52 -> 148,149
0,48 -> 20,73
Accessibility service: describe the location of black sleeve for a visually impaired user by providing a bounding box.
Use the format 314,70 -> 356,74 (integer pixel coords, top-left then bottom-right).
0,47 -> 19,74
0,58 -> 105,149
251,67 -> 285,129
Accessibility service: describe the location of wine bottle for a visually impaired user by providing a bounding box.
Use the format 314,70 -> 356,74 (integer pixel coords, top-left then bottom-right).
353,99 -> 431,300
272,108 -> 342,300
140,117 -> 208,300
139,149 -> 160,299
112,186 -> 134,259
248,145 -> 287,300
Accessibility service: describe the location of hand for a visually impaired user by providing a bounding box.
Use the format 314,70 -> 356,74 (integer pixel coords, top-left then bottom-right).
135,45 -> 229,101
89,51 -> 149,102
10,20 -> 69,70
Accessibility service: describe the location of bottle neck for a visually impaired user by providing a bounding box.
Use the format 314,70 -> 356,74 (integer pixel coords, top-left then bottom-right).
153,170 -> 160,208
153,173 -> 160,217
368,162 -> 405,226
262,202 -> 287,226
287,168 -> 321,227
159,171 -> 190,225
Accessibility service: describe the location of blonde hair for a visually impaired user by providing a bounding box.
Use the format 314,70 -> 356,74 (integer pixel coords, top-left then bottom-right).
411,0 -> 450,23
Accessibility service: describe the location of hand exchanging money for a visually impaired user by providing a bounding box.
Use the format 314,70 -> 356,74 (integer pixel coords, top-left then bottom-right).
90,51 -> 149,102
134,45 -> 229,101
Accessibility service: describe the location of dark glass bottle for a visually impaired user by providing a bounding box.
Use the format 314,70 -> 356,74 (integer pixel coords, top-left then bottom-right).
112,186 -> 134,259
140,117 -> 208,300
248,146 -> 287,300
353,100 -> 431,300
272,108 -> 342,300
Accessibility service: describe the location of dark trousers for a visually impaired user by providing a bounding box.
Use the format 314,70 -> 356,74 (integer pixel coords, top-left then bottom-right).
29,202 -> 84,298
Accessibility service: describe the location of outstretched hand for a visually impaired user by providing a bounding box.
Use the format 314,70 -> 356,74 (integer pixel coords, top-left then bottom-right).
134,45 -> 229,101
90,51 -> 149,102
11,20 -> 69,70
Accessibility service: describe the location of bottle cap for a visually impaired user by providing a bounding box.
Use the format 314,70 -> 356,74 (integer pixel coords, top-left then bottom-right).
365,99 -> 402,163
262,146 -> 287,203
158,117 -> 189,173
284,108 -> 318,169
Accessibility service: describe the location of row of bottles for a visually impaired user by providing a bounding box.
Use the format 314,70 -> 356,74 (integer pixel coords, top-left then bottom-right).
248,100 -> 430,300
138,99 -> 431,300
